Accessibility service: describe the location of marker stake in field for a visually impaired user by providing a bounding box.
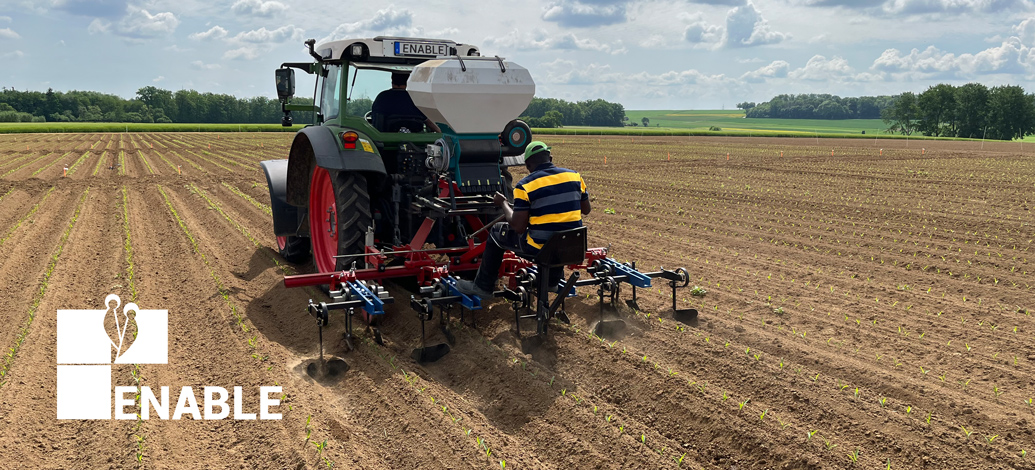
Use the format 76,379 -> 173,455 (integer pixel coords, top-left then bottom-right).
177,165 -> 181,175
63,167 -> 68,177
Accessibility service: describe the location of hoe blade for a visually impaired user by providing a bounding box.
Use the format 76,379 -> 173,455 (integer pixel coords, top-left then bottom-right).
411,344 -> 451,363
593,319 -> 627,339
674,308 -> 699,326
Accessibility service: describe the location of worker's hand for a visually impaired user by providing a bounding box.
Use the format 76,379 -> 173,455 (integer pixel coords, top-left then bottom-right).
492,191 -> 507,207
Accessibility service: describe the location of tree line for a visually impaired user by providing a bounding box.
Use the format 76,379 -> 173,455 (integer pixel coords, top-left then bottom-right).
0,87 -> 625,129
741,94 -> 895,120
880,83 -> 1033,140
519,97 -> 626,128
0,86 -> 317,124
741,84 -> 1035,140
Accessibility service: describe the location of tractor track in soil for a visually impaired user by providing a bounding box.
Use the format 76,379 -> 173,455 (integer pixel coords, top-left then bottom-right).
1,133 -> 1035,469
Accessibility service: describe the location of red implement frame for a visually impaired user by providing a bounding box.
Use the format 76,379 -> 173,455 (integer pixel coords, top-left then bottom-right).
283,178 -> 607,292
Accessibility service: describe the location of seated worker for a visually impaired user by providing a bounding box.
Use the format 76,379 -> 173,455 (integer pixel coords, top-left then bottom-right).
370,72 -> 441,133
456,141 -> 590,297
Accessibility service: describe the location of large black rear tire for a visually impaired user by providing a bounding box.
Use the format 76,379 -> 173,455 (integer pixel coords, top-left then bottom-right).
309,166 -> 372,273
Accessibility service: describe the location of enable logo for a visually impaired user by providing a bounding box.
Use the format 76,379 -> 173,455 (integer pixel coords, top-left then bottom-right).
56,294 -> 281,420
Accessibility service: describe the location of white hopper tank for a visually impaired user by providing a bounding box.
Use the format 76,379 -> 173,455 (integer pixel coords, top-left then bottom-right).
407,57 -> 535,135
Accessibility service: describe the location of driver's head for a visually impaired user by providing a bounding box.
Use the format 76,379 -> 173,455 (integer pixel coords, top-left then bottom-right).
391,72 -> 409,89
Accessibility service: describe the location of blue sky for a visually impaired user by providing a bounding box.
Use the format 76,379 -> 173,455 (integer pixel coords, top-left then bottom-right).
1,0 -> 1034,109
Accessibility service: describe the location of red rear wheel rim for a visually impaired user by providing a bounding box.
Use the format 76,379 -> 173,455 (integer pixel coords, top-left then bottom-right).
276,236 -> 287,250
309,167 -> 337,273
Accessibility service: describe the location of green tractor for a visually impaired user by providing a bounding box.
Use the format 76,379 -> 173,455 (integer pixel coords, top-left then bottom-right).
262,36 -> 534,276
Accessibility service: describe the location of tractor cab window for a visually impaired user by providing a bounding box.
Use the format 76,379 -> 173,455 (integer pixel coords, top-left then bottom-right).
319,64 -> 341,122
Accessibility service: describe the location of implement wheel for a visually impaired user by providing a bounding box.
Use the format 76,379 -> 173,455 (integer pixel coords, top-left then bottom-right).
276,235 -> 311,264
308,166 -> 372,274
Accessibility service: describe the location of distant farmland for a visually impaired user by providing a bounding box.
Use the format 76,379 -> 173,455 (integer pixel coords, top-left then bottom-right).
623,110 -> 887,136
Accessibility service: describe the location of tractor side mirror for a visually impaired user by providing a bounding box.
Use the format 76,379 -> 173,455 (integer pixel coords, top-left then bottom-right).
275,68 -> 295,101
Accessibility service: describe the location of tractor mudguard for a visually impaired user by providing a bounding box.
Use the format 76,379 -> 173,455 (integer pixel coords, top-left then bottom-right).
285,126 -> 387,207
260,159 -> 303,237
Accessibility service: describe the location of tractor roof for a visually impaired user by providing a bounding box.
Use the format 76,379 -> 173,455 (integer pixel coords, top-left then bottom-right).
314,36 -> 481,70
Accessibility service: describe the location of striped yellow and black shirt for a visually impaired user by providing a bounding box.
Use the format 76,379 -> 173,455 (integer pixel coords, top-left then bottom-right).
513,162 -> 589,252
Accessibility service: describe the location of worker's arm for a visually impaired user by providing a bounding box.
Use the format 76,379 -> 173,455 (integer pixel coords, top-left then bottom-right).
580,175 -> 591,215
494,192 -> 528,233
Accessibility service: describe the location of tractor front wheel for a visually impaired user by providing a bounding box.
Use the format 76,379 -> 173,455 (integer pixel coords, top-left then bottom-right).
308,166 -> 372,274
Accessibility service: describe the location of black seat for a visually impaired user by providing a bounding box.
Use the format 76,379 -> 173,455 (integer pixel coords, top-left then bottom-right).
515,226 -> 586,336
529,226 -> 587,267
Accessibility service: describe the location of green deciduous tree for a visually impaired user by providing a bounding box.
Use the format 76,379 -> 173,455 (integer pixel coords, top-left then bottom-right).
882,92 -> 919,135
955,83 -> 989,139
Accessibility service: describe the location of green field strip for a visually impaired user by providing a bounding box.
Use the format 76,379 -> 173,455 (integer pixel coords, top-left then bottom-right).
0,188 -> 88,388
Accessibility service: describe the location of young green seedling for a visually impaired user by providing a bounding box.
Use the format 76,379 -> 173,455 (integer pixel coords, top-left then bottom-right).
847,449 -> 860,464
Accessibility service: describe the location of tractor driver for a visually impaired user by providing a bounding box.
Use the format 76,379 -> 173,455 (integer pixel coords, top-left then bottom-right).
456,141 -> 591,298
370,72 -> 441,133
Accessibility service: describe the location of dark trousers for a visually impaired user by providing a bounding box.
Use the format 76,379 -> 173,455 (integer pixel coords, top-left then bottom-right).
473,223 -> 561,291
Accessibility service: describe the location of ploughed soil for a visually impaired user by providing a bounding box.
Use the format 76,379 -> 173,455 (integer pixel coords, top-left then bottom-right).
0,132 -> 1033,469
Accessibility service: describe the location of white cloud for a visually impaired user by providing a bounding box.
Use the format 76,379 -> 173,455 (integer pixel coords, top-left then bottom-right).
189,25 -> 227,41
191,60 -> 220,70
638,34 -> 666,48
724,1 -> 789,47
224,45 -> 267,60
871,39 -> 1032,76
321,6 -> 416,42
2,50 -> 24,58
483,29 -> 553,51
741,60 -> 790,82
116,8 -> 178,38
230,0 -> 286,17
788,55 -> 856,81
538,58 -> 735,87
153,75 -> 164,82
879,0 -> 1032,15
87,18 -> 109,34
682,13 -> 723,45
542,0 -> 628,27
0,27 -> 19,39
808,33 -> 829,44
483,30 -> 625,54
797,0 -> 1033,16
231,25 -> 304,43
0,15 -> 11,22
1014,17 -> 1035,44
